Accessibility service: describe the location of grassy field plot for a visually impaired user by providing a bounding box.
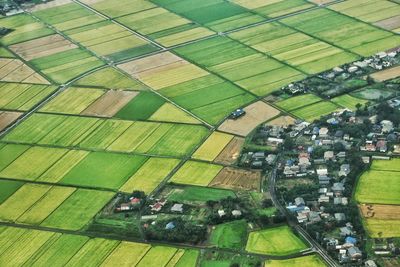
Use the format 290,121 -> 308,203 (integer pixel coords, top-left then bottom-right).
148,103 -> 201,124
0,48 -> 14,58
61,151 -> 148,190
232,0 -> 313,18
0,14 -> 54,45
0,180 -> 24,204
74,67 -> 147,90
371,159 -> 400,172
210,220 -> 248,250
136,246 -> 177,267
33,2 -> 104,31
363,218 -> 400,238
65,21 -> 159,61
170,161 -> 223,186
167,185 -> 236,203
281,9 -> 400,57
115,5 -> 214,47
0,58 -> 50,84
41,188 -> 114,230
330,0 -> 400,33
218,101 -> 280,136
175,249 -> 199,267
265,255 -> 326,267
152,0 -> 264,32
209,167 -> 261,191
101,241 -> 150,266
0,82 -> 56,111
115,91 -> 165,120
192,132 -> 233,161
174,37 -> 305,95
82,0 -> 156,18
331,94 -> 367,110
40,87 -> 105,114
0,146 -> 67,181
120,157 -> 180,194
275,94 -> 322,111
355,170 -> 400,205
229,22 -> 358,74
0,143 -> 30,171
246,226 -> 307,255
291,101 -> 339,121
351,87 -> 395,100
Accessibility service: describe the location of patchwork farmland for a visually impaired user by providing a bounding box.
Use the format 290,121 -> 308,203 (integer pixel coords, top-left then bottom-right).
1,0 -> 400,266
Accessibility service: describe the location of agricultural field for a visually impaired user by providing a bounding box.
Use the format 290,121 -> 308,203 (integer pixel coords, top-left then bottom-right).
275,94 -> 322,112
151,0 -> 264,32
0,110 -> 22,131
0,58 -> 50,84
166,185 -> 236,203
0,14 -> 54,45
266,115 -> 296,127
64,20 -> 159,61
331,94 -> 368,110
371,66 -> 400,82
329,0 -> 400,33
214,136 -> 245,165
210,220 -> 248,250
355,170 -> 400,205
232,0 -> 313,18
229,22 -> 359,74
218,101 -> 280,136
2,113 -> 209,157
265,255 -> 327,267
174,37 -> 306,96
246,226 -> 308,255
291,101 -> 339,121
362,218 -> 400,238
112,3 -> 214,47
170,161 -> 223,187
351,86 -> 395,100
119,52 -> 256,124
209,167 -> 261,191
280,9 -> 400,57
192,132 -> 233,161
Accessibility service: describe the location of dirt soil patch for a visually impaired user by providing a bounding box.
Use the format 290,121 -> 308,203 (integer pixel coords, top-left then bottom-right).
214,136 -> 244,165
0,111 -> 22,131
81,90 -> 138,117
209,167 -> 261,191
10,34 -> 77,61
370,66 -> 400,82
375,15 -> 400,31
218,101 -> 280,136
359,204 -> 400,220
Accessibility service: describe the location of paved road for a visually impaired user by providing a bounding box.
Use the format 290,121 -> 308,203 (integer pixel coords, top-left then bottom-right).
269,166 -> 340,267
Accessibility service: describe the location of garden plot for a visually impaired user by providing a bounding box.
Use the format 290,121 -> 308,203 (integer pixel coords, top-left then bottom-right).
152,0 -> 264,32
214,136 -> 244,165
118,52 -> 208,90
371,66 -> 400,82
0,14 -> 54,45
82,90 -> 138,117
232,0 -> 313,18
175,37 -> 306,95
0,58 -> 50,84
65,21 -> 159,61
120,157 -> 180,194
330,0 -> 400,33
229,22 -> 359,74
281,9 -> 400,57
246,226 -> 308,255
192,132 -> 233,161
33,2 -> 105,31
9,34 -> 77,61
218,101 -> 280,136
74,67 -> 147,90
170,161 -> 223,186
116,6 -> 213,47
0,111 -> 22,131
209,167 -> 261,191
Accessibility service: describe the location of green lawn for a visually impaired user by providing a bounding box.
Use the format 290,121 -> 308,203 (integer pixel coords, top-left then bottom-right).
210,220 -> 248,250
246,226 -> 307,255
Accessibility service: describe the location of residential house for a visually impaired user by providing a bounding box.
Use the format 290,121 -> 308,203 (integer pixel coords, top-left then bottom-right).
339,164 -> 351,177
348,246 -> 362,260
324,151 -> 335,161
376,140 -> 387,153
170,203 -> 183,213
335,213 -> 346,222
381,120 -> 394,133
319,127 -> 329,137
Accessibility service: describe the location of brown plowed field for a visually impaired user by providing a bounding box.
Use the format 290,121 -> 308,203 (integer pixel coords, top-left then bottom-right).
214,136 -> 244,165
0,111 -> 22,131
209,167 -> 261,191
360,204 -> 400,220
